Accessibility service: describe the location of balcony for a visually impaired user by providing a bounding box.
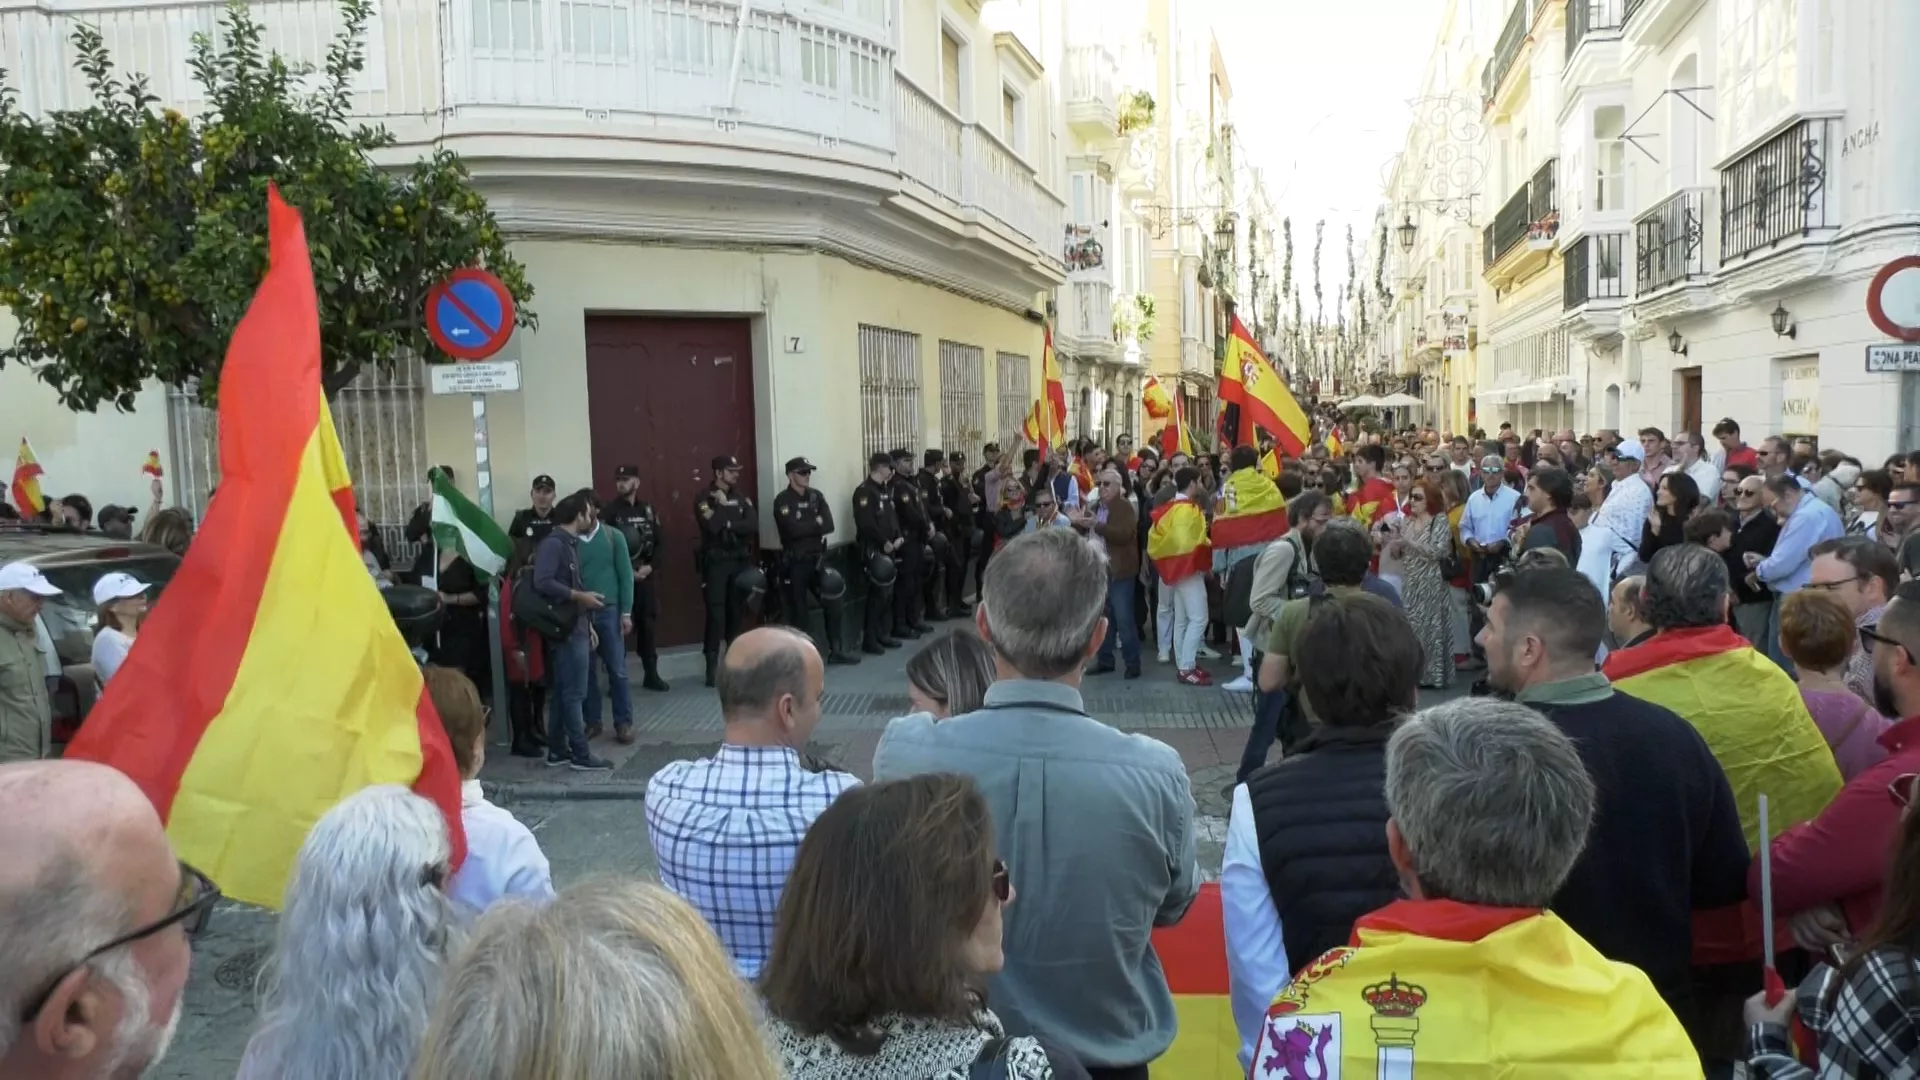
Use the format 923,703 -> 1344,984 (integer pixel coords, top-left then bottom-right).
1566,0 -> 1625,58
1564,233 -> 1626,309
1063,45 -> 1119,144
1483,0 -> 1531,104
1720,117 -> 1840,264
1622,0 -> 1707,56
1058,280 -> 1116,361
1486,187 -> 1531,269
1635,187 -> 1713,295
1485,159 -> 1559,289
1179,337 -> 1212,378
894,76 -> 1065,249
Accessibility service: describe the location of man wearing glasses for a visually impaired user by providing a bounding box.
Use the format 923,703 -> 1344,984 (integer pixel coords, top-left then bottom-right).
1807,537 -> 1900,701
1,760 -> 216,1079
1758,580 -> 1920,966
1727,473 -> 1781,645
1880,482 -> 1920,580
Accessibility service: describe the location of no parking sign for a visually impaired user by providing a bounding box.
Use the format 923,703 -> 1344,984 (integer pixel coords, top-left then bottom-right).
425,268 -> 516,360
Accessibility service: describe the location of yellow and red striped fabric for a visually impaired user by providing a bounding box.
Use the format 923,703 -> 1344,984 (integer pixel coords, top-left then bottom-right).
66,189 -> 465,909
1148,498 -> 1212,585
1143,376 -> 1175,424
1211,467 -> 1290,550
1150,883 -> 1242,1079
1022,327 -> 1069,454
12,437 -> 45,515
1070,457 -> 1095,497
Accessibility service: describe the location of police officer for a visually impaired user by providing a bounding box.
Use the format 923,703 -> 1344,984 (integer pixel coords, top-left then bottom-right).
602,464 -> 669,692
889,448 -> 933,637
852,453 -> 903,653
694,454 -> 758,686
508,474 -> 560,550
940,451 -> 972,617
916,449 -> 955,622
772,457 -> 859,667
971,443 -> 1000,599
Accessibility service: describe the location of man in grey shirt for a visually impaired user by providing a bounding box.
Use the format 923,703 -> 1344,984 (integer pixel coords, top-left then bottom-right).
875,529 -> 1201,1077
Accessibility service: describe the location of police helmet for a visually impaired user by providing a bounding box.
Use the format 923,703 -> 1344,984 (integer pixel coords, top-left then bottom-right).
866,552 -> 898,586
731,566 -> 770,613
930,531 -> 951,555
970,527 -> 987,550
616,523 -> 642,554
819,566 -> 848,601
383,585 -> 444,653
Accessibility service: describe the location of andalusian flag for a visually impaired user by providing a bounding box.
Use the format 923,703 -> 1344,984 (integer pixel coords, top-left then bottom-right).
1605,625 -> 1841,850
1148,497 -> 1211,584
1022,326 -> 1068,454
65,189 -> 465,909
1218,314 -> 1312,457
1150,884 -> 1241,1078
1251,900 -> 1699,1078
1212,467 -> 1290,549
11,437 -> 45,515
430,468 -> 512,582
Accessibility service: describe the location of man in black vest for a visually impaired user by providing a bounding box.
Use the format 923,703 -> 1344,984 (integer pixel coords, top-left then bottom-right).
772,456 -> 859,667
603,464 -> 669,692
889,448 -> 933,638
852,453 -> 903,653
1220,591 -> 1416,1064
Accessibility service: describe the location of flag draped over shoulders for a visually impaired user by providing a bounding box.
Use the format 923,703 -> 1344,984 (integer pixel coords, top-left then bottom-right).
1150,884 -> 1240,1078
1252,900 -> 1699,1079
1604,625 -> 1841,850
64,188 -> 465,909
1348,476 -> 1396,529
1211,467 -> 1289,549
1149,499 -> 1211,585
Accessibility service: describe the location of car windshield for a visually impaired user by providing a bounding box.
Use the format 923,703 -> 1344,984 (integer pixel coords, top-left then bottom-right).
36,557 -> 181,665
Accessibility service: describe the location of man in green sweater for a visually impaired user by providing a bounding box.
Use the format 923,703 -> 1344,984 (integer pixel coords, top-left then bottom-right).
578,490 -> 637,742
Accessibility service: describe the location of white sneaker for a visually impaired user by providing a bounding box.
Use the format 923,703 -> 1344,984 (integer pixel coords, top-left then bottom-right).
1157,650 -> 1172,664
1222,675 -> 1255,693
1197,644 -> 1221,659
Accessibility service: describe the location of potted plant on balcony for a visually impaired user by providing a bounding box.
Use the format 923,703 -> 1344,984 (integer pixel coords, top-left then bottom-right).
1116,91 -> 1155,137
1527,211 -> 1560,251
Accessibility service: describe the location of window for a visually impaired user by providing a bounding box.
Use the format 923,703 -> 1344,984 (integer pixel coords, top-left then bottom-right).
1668,56 -> 1703,190
474,0 -> 542,50
1182,271 -> 1198,338
653,9 -> 725,71
1002,86 -> 1024,154
1070,173 -> 1089,224
940,28 -> 965,114
1077,387 -> 1093,441
939,341 -> 986,454
858,327 -> 923,460
800,37 -> 838,91
559,0 -> 631,59
1719,0 -> 1799,155
849,50 -> 881,103
1121,223 -> 1147,294
1593,106 -> 1626,212
997,352 -> 1031,447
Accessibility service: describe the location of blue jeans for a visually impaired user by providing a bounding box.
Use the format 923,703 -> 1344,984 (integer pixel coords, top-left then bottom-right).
1765,592 -> 1798,679
1097,577 -> 1141,671
1238,683 -> 1290,784
584,607 -> 633,730
548,625 -> 592,763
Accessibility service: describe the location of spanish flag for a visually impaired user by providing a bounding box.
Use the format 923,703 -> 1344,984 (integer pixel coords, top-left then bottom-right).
1149,884 -> 1241,1079
1143,375 -> 1175,424
1218,314 -> 1311,457
1250,901 -> 1700,1078
1161,404 -> 1194,459
1148,497 -> 1211,585
1258,448 -> 1281,479
1070,457 -> 1095,497
1604,625 -> 1841,850
64,189 -> 465,909
1347,475 -> 1396,529
1211,467 -> 1290,549
1022,326 -> 1068,454
12,437 -> 45,515
142,450 -> 165,478
1325,429 -> 1344,456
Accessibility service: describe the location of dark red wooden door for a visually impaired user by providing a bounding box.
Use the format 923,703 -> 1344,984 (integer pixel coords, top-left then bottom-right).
585,316 -> 759,648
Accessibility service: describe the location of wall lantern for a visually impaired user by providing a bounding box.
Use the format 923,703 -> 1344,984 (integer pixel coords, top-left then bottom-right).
1667,329 -> 1688,357
1771,303 -> 1798,339
1397,213 -> 1418,253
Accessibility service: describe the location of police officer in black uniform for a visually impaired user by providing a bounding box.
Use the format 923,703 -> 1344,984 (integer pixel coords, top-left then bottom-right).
694,455 -> 757,686
915,449 -> 955,621
889,449 -> 933,638
971,443 -> 1000,598
852,453 -> 903,653
602,464 -> 669,692
772,457 -> 859,667
940,451 -> 973,616
508,474 -> 560,550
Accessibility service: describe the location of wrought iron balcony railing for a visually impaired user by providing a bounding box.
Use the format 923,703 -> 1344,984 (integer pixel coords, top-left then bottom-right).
1720,117 -> 1841,263
1529,158 -> 1558,227
1564,232 -> 1627,310
1567,0 -> 1626,58
1484,0 -> 1531,100
1635,187 -> 1710,295
1487,184 -> 1532,268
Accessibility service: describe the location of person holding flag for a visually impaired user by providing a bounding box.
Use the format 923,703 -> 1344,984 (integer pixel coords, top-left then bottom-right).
1217,314 -> 1312,460
1149,466 -> 1214,686
1213,445 -> 1292,692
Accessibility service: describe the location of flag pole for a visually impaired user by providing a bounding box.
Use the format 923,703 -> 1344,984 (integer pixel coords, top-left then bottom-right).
472,394 -> 511,744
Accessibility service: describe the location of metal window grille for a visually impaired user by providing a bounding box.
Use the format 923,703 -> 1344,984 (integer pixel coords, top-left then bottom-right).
996,352 -> 1030,448
1636,188 -> 1709,294
859,326 -> 923,460
1076,387 -> 1092,442
165,356 -> 433,566
938,341 -> 986,456
1720,117 -> 1840,263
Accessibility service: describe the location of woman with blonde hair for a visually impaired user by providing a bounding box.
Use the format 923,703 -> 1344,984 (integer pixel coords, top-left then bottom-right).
905,629 -> 997,719
137,506 -> 194,556
412,879 -> 780,1080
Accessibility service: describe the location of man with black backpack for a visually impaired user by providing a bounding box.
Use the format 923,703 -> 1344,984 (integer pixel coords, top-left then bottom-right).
530,492 -> 614,772
1232,492 -> 1331,785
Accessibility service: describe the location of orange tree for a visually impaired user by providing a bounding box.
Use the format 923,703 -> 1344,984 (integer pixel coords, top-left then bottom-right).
0,0 -> 534,409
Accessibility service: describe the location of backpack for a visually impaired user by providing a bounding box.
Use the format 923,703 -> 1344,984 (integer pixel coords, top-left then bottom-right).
509,560 -> 578,642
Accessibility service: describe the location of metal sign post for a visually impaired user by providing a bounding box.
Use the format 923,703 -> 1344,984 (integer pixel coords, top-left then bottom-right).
474,394 -> 510,735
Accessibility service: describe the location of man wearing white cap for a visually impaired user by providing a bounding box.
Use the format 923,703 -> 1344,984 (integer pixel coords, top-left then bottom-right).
90,573 -> 151,688
0,562 -> 63,763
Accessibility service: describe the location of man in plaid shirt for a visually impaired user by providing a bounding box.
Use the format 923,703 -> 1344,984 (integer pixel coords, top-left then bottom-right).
644,626 -> 856,977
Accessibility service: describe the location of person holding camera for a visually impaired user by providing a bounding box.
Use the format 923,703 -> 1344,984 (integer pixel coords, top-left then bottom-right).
1462,455 -> 1521,586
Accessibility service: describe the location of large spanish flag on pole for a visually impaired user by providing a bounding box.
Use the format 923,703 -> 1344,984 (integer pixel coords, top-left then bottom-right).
65,188 -> 466,909
1150,884 -> 1242,1079
1022,326 -> 1069,454
1160,400 -> 1194,459
1219,314 -> 1312,457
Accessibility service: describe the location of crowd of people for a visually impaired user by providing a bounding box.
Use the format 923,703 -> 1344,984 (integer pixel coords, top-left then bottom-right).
5,410 -> 1920,1079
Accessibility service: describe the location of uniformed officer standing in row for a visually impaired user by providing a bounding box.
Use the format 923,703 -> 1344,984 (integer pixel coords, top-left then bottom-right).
694,454 -> 758,686
888,448 -> 933,639
970,444 -> 1000,599
602,464 -> 670,692
939,451 -> 972,616
915,450 -> 954,622
772,457 -> 859,667
508,474 -> 560,548
852,453 -> 904,654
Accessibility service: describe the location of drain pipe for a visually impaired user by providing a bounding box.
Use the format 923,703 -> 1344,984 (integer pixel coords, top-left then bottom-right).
724,0 -> 755,111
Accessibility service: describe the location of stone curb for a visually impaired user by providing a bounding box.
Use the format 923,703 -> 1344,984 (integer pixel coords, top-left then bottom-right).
484,780 -> 650,802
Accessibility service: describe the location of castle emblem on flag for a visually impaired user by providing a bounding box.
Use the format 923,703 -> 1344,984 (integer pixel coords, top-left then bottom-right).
1362,974 -> 1427,1080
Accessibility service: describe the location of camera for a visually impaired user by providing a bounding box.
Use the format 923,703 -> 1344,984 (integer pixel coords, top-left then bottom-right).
1471,568 -> 1516,607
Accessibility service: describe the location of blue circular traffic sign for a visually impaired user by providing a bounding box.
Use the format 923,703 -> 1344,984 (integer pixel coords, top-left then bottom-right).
426,268 -> 516,360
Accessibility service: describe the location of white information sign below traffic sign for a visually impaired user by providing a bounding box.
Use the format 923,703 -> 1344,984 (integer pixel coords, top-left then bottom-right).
429,360 -> 522,395
1866,344 -> 1920,373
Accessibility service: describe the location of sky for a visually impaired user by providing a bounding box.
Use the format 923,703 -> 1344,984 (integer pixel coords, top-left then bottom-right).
1212,0 -> 1443,290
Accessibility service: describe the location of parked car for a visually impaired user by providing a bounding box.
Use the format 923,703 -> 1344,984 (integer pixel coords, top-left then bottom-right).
0,524 -> 181,742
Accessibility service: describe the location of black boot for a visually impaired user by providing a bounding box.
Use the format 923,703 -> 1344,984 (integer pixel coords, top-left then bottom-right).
827,649 -> 861,666
642,665 -> 670,692
704,653 -> 718,688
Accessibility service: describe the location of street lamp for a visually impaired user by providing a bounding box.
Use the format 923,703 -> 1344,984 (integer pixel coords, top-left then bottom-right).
1771,303 -> 1798,339
1667,329 -> 1689,357
1397,213 -> 1417,253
